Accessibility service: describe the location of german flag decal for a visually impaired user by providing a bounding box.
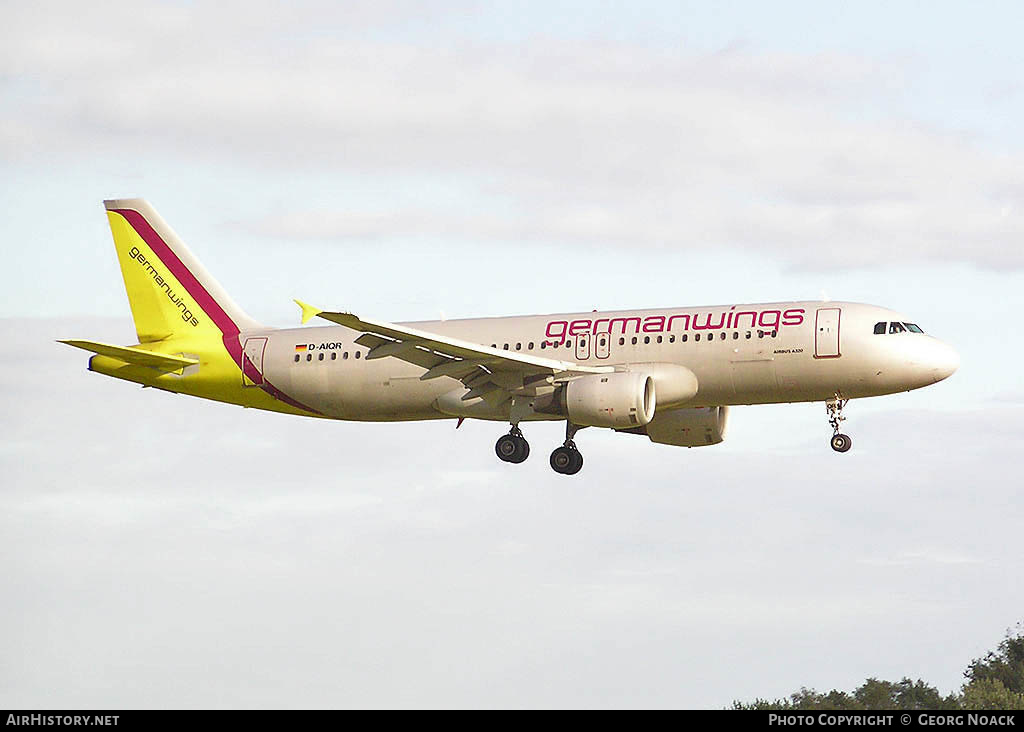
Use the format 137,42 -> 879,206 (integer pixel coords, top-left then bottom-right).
295,344 -> 308,352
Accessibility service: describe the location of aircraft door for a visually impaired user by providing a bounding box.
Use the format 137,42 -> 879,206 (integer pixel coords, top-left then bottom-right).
814,308 -> 841,359
574,334 -> 591,361
242,337 -> 268,386
595,331 -> 611,359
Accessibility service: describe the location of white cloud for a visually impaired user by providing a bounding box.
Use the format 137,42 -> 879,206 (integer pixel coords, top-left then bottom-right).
3,2 -> 1023,269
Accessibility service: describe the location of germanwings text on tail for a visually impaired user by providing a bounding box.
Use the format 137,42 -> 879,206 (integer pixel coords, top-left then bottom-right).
62,199 -> 960,475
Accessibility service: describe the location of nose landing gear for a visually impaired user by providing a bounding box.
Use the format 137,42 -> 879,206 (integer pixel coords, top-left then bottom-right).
827,393 -> 852,453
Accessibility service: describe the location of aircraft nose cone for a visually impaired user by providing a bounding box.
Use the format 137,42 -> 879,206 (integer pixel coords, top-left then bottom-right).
930,340 -> 960,383
905,338 -> 959,387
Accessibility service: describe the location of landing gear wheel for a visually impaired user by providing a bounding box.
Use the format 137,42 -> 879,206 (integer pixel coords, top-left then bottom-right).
511,436 -> 530,463
567,448 -> 583,475
495,429 -> 530,464
830,433 -> 852,453
550,446 -> 573,473
550,442 -> 584,475
495,435 -> 517,462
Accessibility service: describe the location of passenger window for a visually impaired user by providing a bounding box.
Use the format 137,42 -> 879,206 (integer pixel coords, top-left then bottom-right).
566,340 -> 572,348
669,335 -> 675,343
580,339 -> 586,347
503,344 -> 509,350
631,337 -> 638,345
644,336 -> 650,344
619,337 -> 625,346
355,351 -> 361,359
733,332 -> 739,339
745,331 -> 751,339
515,343 -> 521,350
771,330 -> 777,338
294,354 -> 300,363
306,354 -> 312,361
657,335 -> 663,344
343,352 -> 349,360
682,334 -> 688,342
695,334 -> 701,341
331,352 -> 337,360
889,322 -> 905,334
599,337 -> 607,346
720,332 -> 726,340
528,342 -> 534,349
873,322 -> 886,335
319,353 -> 324,361
758,330 -> 764,339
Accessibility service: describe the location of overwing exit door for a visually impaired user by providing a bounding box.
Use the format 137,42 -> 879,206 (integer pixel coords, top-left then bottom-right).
574,333 -> 591,361
814,308 -> 841,359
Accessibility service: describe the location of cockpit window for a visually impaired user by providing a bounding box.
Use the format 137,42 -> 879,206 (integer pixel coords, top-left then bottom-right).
876,321 -> 924,335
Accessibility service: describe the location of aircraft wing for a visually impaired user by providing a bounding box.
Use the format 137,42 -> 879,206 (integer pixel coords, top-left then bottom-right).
296,300 -> 612,403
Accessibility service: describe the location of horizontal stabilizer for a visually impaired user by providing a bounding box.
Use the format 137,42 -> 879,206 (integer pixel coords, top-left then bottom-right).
59,339 -> 199,372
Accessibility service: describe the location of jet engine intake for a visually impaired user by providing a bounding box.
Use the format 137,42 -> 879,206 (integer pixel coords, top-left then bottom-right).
565,372 -> 656,428
626,362 -> 699,408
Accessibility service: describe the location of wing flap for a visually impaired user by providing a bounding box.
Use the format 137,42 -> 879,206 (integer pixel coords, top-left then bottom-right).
353,333 -> 446,370
421,359 -> 486,381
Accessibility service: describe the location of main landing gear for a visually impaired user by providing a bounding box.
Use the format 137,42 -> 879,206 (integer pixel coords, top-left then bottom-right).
827,393 -> 852,453
550,423 -> 584,476
495,426 -> 530,464
494,422 -> 586,475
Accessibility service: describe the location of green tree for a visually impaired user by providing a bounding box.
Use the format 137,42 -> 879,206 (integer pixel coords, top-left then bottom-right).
732,679 -> 955,710
964,623 -> 1024,694
732,623 -> 1023,710
854,677 -> 956,710
960,678 -> 1024,710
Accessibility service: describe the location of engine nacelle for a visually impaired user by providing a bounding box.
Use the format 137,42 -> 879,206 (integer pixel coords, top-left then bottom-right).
621,406 -> 729,447
626,362 -> 698,408
565,372 -> 656,429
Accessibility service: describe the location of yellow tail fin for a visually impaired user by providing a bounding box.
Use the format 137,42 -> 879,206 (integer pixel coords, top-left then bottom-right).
61,199 -> 321,419
104,199 -> 260,344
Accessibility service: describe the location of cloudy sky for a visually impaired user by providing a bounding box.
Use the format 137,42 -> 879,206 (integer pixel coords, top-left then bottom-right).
3,0 -> 1023,708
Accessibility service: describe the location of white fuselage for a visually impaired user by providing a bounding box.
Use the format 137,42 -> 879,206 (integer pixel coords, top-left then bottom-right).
244,300 -> 959,422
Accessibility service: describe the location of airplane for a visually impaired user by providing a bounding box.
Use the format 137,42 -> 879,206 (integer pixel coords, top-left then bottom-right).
61,199 -> 960,475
